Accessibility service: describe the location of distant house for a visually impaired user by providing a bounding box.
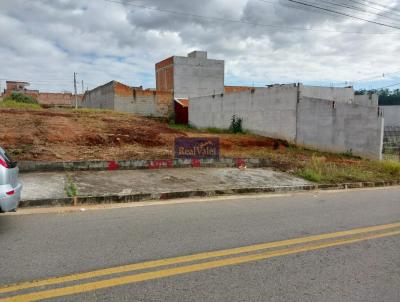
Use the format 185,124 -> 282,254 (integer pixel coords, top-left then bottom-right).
3,80 -> 82,107
4,81 -> 39,98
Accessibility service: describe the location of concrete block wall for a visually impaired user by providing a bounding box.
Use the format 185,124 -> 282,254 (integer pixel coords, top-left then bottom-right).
173,55 -> 224,99
189,85 -> 299,142
296,97 -> 383,159
83,81 -> 173,117
38,92 -> 83,107
114,93 -> 157,116
300,85 -> 354,104
354,94 -> 379,107
382,106 -> 400,126
155,91 -> 174,117
189,85 -> 384,159
113,81 -> 173,117
83,81 -> 115,110
114,90 -> 173,117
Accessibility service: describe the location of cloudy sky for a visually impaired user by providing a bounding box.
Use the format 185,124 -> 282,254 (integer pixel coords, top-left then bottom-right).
1,0 -> 400,93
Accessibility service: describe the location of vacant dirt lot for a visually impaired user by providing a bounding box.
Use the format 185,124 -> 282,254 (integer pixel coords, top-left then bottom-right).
2,107 -> 399,184
0,108 -> 285,161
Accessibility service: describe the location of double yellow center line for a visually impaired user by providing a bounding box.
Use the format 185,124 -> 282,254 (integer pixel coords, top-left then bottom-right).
1,222 -> 400,302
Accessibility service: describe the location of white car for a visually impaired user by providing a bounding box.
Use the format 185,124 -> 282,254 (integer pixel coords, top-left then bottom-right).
0,147 -> 22,212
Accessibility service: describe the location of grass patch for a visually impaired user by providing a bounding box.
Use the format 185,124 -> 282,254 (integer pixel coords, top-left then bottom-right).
295,155 -> 400,183
204,127 -> 231,134
0,100 -> 42,109
368,160 -> 400,177
71,108 -> 117,115
169,123 -> 197,131
298,168 -> 323,182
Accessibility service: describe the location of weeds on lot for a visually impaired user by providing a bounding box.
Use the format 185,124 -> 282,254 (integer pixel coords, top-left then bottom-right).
72,108 -> 117,114
204,127 -> 232,134
65,175 -> 78,198
169,123 -> 197,131
296,155 -> 400,183
368,160 -> 400,177
169,115 -> 246,134
0,100 -> 42,109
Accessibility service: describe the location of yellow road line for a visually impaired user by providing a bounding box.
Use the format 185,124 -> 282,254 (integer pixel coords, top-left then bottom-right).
1,221 -> 400,295
2,229 -> 400,302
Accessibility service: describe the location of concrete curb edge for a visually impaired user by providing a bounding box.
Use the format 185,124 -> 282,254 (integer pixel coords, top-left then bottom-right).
18,158 -> 271,173
19,180 -> 400,208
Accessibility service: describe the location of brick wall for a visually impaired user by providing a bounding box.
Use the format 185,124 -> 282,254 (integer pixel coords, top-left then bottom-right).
38,93 -> 83,106
113,82 -> 173,117
155,57 -> 174,92
224,86 -> 255,94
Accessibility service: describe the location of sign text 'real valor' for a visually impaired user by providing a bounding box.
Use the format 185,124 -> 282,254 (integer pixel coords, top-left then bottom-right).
174,137 -> 220,159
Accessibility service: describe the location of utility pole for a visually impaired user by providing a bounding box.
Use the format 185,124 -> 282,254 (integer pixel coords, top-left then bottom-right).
81,80 -> 84,94
74,72 -> 78,109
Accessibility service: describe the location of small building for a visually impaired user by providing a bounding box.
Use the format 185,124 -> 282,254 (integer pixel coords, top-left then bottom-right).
174,99 -> 189,124
3,80 -> 82,107
155,51 -> 225,99
4,81 -> 39,98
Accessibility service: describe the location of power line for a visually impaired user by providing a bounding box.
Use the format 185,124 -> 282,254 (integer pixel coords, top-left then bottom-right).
267,0 -> 400,26
258,0 -> 350,20
347,0 -> 400,15
346,0 -> 400,16
374,82 -> 400,90
316,0 -> 400,24
104,0 -> 400,35
285,0 -> 400,30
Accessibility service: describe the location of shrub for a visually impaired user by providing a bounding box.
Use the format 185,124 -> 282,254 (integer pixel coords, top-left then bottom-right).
298,168 -> 322,182
65,175 -> 78,197
229,115 -> 244,134
4,92 -> 38,104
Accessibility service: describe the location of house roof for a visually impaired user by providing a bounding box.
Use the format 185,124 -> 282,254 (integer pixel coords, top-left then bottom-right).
174,98 -> 189,107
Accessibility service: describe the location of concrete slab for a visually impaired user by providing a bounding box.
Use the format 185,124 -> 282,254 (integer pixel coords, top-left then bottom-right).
20,172 -> 67,201
19,168 -> 310,202
72,168 -> 310,196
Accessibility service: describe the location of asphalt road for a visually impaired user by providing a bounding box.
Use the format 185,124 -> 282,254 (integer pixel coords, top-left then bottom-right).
0,187 -> 399,301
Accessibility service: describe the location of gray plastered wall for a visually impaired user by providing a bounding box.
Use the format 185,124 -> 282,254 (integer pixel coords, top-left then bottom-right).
296,97 -> 383,160
82,81 -> 115,110
382,106 -> 400,127
189,85 -> 299,142
173,54 -> 224,99
114,94 -> 159,116
189,85 -> 384,159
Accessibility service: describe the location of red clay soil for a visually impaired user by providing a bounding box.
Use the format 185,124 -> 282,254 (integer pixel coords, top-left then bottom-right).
0,108 -> 285,162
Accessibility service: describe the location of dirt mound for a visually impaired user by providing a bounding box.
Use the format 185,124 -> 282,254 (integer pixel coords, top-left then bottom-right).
0,108 -> 289,161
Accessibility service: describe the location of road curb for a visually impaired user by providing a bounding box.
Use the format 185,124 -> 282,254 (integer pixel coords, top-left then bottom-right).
19,180 -> 400,208
18,158 -> 270,173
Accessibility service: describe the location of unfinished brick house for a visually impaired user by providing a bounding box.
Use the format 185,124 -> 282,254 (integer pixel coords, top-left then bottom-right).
3,81 -> 39,98
82,51 -> 256,122
3,80 -> 82,107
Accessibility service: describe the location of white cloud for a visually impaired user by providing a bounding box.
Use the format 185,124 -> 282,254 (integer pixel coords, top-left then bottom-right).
1,0 -> 400,92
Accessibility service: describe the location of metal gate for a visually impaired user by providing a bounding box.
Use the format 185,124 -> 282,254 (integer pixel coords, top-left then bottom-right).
383,126 -> 400,161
